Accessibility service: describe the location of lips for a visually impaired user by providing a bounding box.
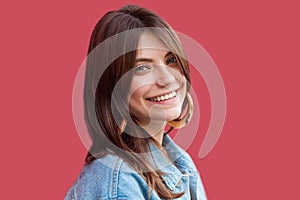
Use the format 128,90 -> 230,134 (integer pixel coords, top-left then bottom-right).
147,91 -> 176,102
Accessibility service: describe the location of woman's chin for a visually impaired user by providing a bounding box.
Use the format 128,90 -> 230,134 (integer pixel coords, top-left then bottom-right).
165,110 -> 182,121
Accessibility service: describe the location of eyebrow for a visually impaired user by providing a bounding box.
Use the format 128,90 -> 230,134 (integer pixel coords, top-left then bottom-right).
135,51 -> 173,63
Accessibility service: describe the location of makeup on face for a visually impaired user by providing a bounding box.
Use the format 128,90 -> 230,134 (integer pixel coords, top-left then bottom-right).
128,31 -> 187,125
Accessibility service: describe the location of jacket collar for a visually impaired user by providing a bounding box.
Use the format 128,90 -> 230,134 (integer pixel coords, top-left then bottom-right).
148,134 -> 195,191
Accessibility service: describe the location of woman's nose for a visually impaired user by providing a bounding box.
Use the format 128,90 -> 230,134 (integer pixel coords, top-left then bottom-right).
154,64 -> 176,87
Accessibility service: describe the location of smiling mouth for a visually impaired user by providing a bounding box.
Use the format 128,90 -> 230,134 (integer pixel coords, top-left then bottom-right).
147,91 -> 177,102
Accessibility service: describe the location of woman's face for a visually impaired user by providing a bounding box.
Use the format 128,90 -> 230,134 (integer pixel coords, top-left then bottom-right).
128,31 -> 187,126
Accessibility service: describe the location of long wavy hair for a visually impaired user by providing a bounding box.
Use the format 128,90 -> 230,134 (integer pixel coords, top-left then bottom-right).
84,5 -> 191,199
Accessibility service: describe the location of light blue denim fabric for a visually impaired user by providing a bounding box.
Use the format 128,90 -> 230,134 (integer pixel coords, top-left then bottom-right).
65,135 -> 207,200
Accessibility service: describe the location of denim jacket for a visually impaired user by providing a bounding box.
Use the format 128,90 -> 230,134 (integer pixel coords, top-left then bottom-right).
65,135 -> 207,200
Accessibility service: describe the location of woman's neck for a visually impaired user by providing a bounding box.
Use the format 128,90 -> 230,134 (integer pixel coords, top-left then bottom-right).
141,120 -> 166,145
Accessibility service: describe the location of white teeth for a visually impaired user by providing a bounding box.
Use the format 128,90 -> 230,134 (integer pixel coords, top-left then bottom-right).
150,91 -> 176,102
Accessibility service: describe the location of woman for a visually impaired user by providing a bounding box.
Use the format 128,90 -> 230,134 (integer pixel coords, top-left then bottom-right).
65,5 -> 207,200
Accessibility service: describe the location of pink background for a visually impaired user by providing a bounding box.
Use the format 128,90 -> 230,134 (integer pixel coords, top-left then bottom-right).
1,0 -> 299,199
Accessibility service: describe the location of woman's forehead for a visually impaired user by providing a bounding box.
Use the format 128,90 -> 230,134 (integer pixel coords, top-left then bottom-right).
137,31 -> 170,52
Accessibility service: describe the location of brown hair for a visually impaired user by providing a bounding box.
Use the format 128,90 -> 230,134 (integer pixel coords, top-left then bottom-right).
84,5 -> 190,199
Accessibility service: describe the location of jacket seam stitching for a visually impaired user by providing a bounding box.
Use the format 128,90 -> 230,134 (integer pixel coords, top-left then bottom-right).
110,157 -> 123,199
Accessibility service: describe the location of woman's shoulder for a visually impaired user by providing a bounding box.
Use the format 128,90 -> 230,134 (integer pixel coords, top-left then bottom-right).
64,153 -> 149,200
83,153 -> 128,174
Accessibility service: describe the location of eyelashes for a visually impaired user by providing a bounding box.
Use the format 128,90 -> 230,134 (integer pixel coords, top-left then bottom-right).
166,56 -> 178,66
135,64 -> 151,73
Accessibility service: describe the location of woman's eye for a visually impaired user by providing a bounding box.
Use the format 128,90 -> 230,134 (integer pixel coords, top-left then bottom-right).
135,64 -> 150,73
166,56 -> 178,66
